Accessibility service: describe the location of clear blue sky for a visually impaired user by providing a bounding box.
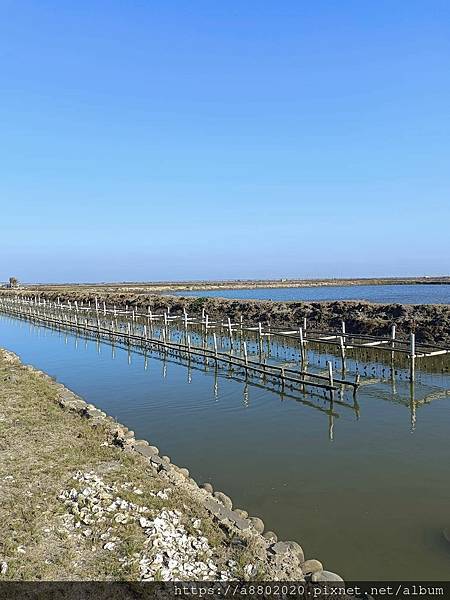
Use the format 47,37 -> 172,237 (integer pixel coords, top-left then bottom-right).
1,1 -> 449,283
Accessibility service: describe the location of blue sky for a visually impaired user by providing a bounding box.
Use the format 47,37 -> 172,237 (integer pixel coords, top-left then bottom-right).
1,1 -> 449,282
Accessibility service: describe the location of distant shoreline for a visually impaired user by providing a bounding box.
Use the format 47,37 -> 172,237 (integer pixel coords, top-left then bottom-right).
9,276 -> 450,293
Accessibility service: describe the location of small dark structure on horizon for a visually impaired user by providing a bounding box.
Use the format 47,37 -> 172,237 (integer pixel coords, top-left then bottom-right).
6,277 -> 20,289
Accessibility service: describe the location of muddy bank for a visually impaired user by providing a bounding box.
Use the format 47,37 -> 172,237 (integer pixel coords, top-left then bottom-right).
5,289 -> 450,346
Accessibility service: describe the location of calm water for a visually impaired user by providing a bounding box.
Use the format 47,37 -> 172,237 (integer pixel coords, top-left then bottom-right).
175,284 -> 450,304
1,314 -> 450,580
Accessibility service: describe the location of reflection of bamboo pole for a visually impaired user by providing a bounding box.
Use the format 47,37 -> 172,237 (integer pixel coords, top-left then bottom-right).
328,399 -> 334,441
214,366 -> 218,398
410,382 -> 416,432
243,382 -> 249,407
353,394 -> 360,420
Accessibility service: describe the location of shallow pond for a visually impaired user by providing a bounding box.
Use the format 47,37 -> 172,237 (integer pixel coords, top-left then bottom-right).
175,283 -> 450,304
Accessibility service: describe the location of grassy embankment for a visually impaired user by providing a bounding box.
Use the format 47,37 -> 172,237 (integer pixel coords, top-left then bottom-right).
0,350 -> 271,581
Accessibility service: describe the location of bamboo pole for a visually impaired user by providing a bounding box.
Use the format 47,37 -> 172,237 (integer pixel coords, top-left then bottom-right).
339,335 -> 346,373
227,317 -> 233,348
327,360 -> 334,387
410,332 -> 416,381
243,341 -> 248,370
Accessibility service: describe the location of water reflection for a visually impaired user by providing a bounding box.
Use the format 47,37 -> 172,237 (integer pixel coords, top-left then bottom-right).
6,313 -> 449,441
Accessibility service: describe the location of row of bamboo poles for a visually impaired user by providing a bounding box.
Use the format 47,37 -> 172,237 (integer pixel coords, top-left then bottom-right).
0,296 -> 363,395
3,293 -> 449,382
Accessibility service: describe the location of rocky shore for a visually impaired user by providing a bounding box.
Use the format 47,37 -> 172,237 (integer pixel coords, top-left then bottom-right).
5,289 -> 450,345
0,348 -> 341,583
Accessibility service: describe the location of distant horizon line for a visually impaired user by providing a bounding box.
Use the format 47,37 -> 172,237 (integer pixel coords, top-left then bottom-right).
3,275 -> 450,287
